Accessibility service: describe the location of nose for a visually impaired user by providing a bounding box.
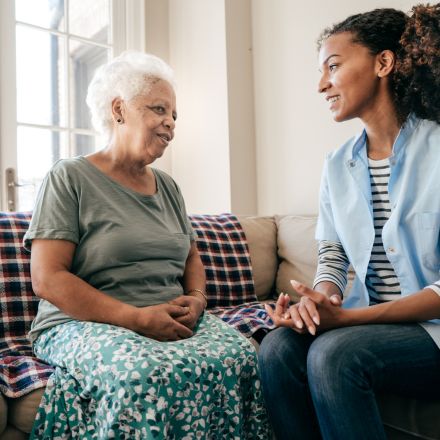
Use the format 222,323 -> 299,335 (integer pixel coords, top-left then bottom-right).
318,71 -> 330,94
163,114 -> 175,130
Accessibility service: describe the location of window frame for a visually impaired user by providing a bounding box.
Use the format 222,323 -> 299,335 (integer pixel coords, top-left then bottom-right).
0,0 -> 146,211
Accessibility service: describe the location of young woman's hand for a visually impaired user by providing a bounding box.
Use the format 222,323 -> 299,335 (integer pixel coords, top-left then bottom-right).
265,280 -> 343,335
289,280 -> 343,334
169,295 -> 205,330
132,303 -> 193,341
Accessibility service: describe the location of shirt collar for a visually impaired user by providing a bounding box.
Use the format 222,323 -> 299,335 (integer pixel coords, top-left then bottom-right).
350,113 -> 420,161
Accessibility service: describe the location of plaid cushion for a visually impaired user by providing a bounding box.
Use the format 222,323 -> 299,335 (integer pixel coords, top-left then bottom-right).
0,212 -> 53,398
190,214 -> 257,308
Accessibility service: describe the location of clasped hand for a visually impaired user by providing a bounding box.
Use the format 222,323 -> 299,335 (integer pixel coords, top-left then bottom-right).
132,295 -> 205,342
265,280 -> 343,335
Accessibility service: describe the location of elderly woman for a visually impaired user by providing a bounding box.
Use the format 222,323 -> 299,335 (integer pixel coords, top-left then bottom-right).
25,51 -> 270,439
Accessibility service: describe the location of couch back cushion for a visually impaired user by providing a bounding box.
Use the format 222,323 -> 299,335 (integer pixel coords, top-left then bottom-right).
276,215 -> 355,302
276,215 -> 319,301
189,214 -> 257,308
238,216 -> 277,301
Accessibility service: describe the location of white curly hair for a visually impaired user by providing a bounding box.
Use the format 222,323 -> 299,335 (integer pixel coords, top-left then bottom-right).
86,51 -> 175,139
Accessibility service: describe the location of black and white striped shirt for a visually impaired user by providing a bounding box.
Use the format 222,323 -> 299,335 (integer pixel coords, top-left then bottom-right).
314,157 -> 440,301
366,158 -> 400,302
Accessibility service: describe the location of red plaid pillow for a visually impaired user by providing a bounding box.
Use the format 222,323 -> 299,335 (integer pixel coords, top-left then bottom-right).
0,212 -> 53,397
189,214 -> 257,308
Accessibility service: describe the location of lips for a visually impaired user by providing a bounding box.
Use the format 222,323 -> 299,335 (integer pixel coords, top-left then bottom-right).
157,133 -> 172,144
326,95 -> 340,110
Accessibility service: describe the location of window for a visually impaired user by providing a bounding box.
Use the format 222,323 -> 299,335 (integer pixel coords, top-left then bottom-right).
0,0 -> 145,211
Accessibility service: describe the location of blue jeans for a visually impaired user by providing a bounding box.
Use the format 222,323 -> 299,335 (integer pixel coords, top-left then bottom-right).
258,324 -> 440,440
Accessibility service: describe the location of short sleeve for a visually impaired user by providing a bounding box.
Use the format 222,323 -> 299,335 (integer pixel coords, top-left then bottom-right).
173,180 -> 197,241
23,162 -> 80,250
315,155 -> 340,242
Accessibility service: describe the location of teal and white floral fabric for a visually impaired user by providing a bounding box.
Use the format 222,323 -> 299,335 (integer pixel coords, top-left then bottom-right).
31,313 -> 270,439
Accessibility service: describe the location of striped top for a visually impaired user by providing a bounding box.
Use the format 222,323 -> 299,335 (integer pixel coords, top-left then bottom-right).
314,157 -> 440,301
366,158 -> 400,302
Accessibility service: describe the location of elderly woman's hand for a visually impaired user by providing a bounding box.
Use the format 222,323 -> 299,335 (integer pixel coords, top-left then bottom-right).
169,295 -> 205,330
132,303 -> 193,341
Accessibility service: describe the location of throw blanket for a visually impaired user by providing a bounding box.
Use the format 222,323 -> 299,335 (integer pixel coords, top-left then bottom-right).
190,214 -> 275,337
0,212 -> 53,398
210,302 -> 275,338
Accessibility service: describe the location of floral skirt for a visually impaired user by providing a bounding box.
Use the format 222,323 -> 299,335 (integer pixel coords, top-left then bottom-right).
31,312 -> 270,439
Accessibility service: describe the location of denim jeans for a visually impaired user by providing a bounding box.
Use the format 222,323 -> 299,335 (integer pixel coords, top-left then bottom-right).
258,324 -> 440,440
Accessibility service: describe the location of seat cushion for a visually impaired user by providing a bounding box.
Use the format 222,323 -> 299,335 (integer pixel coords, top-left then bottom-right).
0,425 -> 28,440
378,393 -> 440,440
0,394 -> 7,435
8,387 -> 44,434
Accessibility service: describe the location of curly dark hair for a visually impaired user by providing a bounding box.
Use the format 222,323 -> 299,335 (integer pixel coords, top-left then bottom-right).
318,5 -> 440,123
317,8 -> 408,55
395,4 -> 440,123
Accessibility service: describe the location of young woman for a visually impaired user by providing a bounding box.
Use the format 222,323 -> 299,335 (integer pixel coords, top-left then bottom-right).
259,5 -> 440,439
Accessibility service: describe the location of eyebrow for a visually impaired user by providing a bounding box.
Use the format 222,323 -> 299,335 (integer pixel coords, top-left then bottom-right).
319,54 -> 341,72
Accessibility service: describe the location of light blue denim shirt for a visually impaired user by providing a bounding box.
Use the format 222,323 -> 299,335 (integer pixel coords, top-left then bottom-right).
316,114 -> 440,347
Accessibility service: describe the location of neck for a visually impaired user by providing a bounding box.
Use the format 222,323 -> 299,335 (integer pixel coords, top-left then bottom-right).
98,144 -> 150,177
362,104 -> 401,160
103,133 -> 156,175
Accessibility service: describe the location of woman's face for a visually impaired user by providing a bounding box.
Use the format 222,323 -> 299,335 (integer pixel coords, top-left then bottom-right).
318,32 -> 381,123
123,79 -> 177,162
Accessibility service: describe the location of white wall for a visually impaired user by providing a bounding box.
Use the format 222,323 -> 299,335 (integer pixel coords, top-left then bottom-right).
225,0 -> 257,215
252,0 -> 418,215
144,0 -> 172,174
145,0 -> 419,216
168,0 -> 231,214
145,0 -> 257,215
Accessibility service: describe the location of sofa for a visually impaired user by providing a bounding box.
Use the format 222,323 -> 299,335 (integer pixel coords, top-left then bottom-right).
1,213 -> 439,439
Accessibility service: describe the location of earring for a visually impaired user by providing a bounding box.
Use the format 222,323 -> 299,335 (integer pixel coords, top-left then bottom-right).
116,118 -> 124,124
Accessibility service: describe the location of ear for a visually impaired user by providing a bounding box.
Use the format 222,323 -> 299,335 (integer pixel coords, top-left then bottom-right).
376,50 -> 395,78
111,97 -> 125,122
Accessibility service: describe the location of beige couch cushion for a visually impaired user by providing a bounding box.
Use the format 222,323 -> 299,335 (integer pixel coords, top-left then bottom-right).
275,215 -> 319,302
239,216 -> 277,301
8,388 -> 44,434
378,393 -> 440,440
0,425 -> 28,440
275,215 -> 356,302
0,394 -> 7,435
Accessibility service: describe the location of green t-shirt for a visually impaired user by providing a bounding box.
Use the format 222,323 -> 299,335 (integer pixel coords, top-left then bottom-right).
24,157 -> 195,342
